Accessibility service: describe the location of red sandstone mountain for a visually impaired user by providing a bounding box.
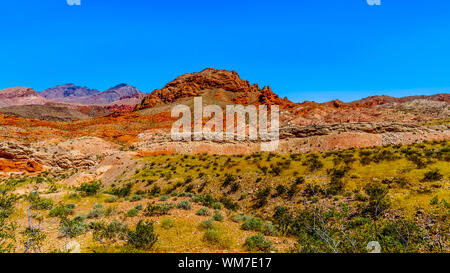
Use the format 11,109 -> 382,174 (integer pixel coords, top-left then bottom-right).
0,87 -> 48,108
135,68 -> 294,110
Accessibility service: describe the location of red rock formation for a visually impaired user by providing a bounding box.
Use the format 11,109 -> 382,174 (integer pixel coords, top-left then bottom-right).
135,68 -> 294,110
0,158 -> 42,173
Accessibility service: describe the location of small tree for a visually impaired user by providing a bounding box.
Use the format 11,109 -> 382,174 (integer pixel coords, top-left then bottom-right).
127,220 -> 158,250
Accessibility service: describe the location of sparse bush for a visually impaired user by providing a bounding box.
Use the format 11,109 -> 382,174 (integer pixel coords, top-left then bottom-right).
109,183 -> 132,197
77,181 -> 102,196
212,210 -> 224,221
127,220 -> 158,250
177,200 -> 192,210
242,217 -> 263,231
26,192 -> 53,210
364,182 -> 391,218
159,195 -> 169,201
430,196 -> 439,205
106,196 -> 118,203
144,203 -> 174,216
219,197 -> 240,211
244,233 -> 273,252
222,174 -> 235,188
129,194 -> 142,202
87,203 -> 104,219
59,215 -> 88,238
196,207 -> 211,216
213,202 -> 223,210
422,169 -> 443,182
273,206 -> 292,235
126,208 -> 139,217
274,185 -> 286,197
253,187 -> 271,208
49,203 -> 75,218
261,222 -> 279,237
199,219 -> 216,230
203,229 -> 220,243
287,183 -> 298,199
160,218 -> 175,229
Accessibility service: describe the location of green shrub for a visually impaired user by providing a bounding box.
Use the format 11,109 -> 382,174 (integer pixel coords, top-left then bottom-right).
231,213 -> 252,223
87,203 -> 104,219
67,193 -> 80,200
126,208 -> 139,217
244,233 -> 273,252
196,207 -> 211,216
242,217 -> 263,231
203,229 -> 220,243
109,183 -> 132,197
199,219 -> 216,230
49,203 -> 75,218
26,192 -> 53,210
364,182 -> 391,218
423,169 -> 443,182
430,196 -> 439,205
159,195 -> 169,201
105,196 -> 118,203
77,181 -> 102,196
104,206 -> 115,217
59,215 -> 88,238
253,187 -> 271,208
160,218 -> 175,229
275,185 -> 286,197
212,210 -> 224,221
219,197 -> 240,211
144,203 -> 174,216
129,194 -> 142,202
213,202 -> 223,210
127,220 -> 158,250
177,200 -> 192,210
261,222 -> 279,236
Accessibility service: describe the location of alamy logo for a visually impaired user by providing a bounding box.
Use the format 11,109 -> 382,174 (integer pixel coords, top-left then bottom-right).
67,0 -> 81,6
367,0 -> 381,5
170,97 -> 280,152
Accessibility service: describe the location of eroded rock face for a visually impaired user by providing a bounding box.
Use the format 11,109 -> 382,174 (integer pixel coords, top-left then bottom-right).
279,122 -> 448,138
133,121 -> 450,154
135,68 -> 294,110
0,141 -> 97,171
0,158 -> 42,173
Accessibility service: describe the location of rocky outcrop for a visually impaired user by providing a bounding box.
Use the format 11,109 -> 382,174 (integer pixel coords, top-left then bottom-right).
378,99 -> 449,118
279,122 -> 449,138
135,68 -> 294,110
0,158 -> 42,173
0,141 -> 97,171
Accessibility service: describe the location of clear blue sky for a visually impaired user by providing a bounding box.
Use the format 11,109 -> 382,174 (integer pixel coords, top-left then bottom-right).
1,0 -> 450,102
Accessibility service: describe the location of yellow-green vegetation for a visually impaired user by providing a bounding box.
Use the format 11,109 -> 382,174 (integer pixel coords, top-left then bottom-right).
0,140 -> 449,253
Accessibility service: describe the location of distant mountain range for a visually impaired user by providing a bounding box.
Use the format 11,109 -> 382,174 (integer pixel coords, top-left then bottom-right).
40,83 -> 145,105
0,83 -> 145,121
0,68 -> 449,123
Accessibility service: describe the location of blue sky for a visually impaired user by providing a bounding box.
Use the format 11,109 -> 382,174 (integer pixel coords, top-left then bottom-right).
1,0 -> 450,102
